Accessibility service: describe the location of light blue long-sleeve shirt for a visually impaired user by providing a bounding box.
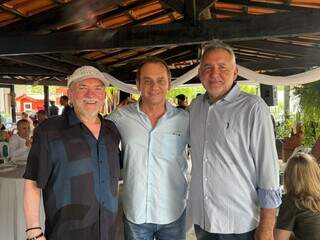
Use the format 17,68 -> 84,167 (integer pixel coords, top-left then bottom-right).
108,102 -> 189,224
189,84 -> 281,234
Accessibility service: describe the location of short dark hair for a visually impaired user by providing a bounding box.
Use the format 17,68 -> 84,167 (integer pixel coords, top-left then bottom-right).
136,57 -> 171,82
60,95 -> 69,101
37,110 -> 46,116
176,94 -> 186,101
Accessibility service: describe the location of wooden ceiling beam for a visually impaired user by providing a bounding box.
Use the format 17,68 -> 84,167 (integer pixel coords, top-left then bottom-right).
41,53 -> 111,72
0,5 -> 27,18
197,0 -> 215,16
0,76 -> 67,86
217,0 -> 314,11
240,55 -> 320,71
0,1 -> 12,4
231,39 -> 320,57
156,46 -> 197,61
185,0 -> 197,25
0,3 -> 71,33
184,0 -> 214,25
0,55 -> 75,73
0,65 -> 65,76
159,0 -> 184,15
0,9 -> 319,56
0,0 -> 155,33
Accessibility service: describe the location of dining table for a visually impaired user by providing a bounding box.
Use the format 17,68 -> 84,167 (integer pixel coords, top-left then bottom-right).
0,161 -> 45,240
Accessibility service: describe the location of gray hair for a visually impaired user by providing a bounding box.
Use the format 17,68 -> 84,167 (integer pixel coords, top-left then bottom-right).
201,40 -> 236,65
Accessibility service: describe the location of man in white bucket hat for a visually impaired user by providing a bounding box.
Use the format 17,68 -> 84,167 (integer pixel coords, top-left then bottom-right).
24,66 -> 121,240
67,65 -> 109,87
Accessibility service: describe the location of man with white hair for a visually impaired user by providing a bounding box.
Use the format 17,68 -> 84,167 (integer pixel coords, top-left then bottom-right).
23,66 -> 121,240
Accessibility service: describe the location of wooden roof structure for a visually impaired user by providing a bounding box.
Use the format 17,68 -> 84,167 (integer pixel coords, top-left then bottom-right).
0,0 -> 319,86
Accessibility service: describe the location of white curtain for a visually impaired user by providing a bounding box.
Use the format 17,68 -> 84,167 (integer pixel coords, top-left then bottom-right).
103,65 -> 320,94
237,65 -> 320,86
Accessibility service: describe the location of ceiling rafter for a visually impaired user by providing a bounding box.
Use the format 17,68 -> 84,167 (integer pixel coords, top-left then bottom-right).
0,55 -> 75,74
0,0 -> 106,33
0,65 -> 65,76
0,4 -> 27,18
231,39 -> 320,57
159,0 -> 184,15
0,9 -> 319,56
217,0 -> 315,11
0,76 -> 66,86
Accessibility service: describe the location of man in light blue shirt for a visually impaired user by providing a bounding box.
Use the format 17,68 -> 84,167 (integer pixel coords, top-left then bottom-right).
108,57 -> 189,240
189,40 -> 281,240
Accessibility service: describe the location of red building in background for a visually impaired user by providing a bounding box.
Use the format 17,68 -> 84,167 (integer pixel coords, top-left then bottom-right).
15,94 -> 44,113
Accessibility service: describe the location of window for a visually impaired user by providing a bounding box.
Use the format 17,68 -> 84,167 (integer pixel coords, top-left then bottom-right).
24,102 -> 32,111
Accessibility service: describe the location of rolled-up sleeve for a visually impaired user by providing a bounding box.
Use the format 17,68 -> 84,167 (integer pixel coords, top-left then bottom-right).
257,188 -> 282,208
250,100 -> 282,208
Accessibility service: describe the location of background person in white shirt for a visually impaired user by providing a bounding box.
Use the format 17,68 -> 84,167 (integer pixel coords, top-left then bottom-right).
9,119 -> 31,160
189,40 -> 281,240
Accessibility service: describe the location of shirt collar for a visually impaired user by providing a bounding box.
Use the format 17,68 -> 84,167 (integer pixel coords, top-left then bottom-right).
135,100 -> 173,114
223,83 -> 240,102
204,83 -> 240,104
67,107 -> 103,127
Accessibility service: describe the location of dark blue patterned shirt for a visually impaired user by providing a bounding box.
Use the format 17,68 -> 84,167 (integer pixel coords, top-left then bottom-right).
24,109 -> 120,240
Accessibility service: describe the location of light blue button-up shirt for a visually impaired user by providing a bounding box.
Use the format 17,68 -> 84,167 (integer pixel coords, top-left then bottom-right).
108,102 -> 189,224
189,84 -> 281,234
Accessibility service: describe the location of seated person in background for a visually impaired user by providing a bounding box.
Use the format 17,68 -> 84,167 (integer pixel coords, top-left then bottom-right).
312,137 -> 320,163
275,152 -> 320,240
9,119 -> 31,160
21,112 -> 34,129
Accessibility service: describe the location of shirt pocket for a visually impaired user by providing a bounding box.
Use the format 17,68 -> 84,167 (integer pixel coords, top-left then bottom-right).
158,132 -> 185,160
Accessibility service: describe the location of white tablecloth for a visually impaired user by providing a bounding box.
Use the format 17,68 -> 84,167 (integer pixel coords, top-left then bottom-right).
0,165 -> 45,240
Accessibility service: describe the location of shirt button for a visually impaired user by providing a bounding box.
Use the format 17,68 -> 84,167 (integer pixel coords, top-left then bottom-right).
204,177 -> 208,181
204,158 -> 207,163
205,195 -> 208,200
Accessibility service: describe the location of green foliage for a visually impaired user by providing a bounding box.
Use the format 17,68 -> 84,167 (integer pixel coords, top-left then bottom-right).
239,85 -> 257,95
275,116 -> 295,139
26,85 -> 56,94
294,81 -> 320,146
167,86 -> 205,102
166,84 -> 257,103
270,101 -> 285,123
